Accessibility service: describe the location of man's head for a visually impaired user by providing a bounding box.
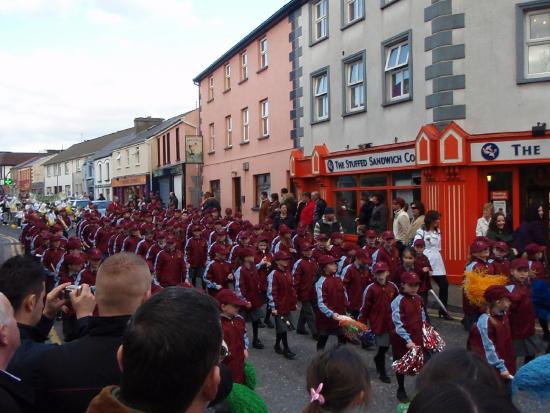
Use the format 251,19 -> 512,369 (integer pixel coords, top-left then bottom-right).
311,191 -> 319,201
95,253 -> 152,317
0,256 -> 46,326
118,288 -> 222,413
0,292 -> 20,370
260,191 -> 268,200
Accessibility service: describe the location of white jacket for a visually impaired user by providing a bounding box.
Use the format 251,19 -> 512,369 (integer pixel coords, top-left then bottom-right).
414,228 -> 446,275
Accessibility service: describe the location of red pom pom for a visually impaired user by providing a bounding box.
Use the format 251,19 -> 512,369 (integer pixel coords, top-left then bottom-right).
392,346 -> 424,376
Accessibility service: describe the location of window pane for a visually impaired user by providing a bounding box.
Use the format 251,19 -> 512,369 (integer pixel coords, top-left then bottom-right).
391,71 -> 403,98
334,191 -> 357,234
392,189 -> 421,219
387,47 -> 399,69
403,68 -> 410,95
315,75 -> 327,94
336,175 -> 357,188
398,43 -> 410,66
360,173 -> 387,187
392,171 -> 421,186
348,61 -> 363,83
351,85 -> 364,108
530,12 -> 550,40
528,43 -> 550,74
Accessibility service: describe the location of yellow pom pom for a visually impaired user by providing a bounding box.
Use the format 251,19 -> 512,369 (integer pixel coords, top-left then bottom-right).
463,271 -> 508,308
10,224 -> 16,230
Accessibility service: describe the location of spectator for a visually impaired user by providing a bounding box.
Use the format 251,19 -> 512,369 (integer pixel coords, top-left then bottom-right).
97,194 -> 105,201
357,195 -> 373,227
405,201 -> 425,247
202,192 -> 221,214
513,204 -> 548,254
487,212 -> 515,251
0,292 -> 33,413
269,193 -> 280,219
312,192 -> 327,224
408,382 -> 519,413
36,253 -> 152,413
281,188 -> 298,219
301,346 -> 370,413
476,203 -> 494,236
392,197 -> 410,253
86,288 -> 223,413
274,204 -> 296,230
298,192 -> 315,228
168,192 -> 179,209
258,191 -> 270,224
415,210 -> 451,319
368,193 -> 388,234
0,256 -> 95,384
313,208 -> 344,239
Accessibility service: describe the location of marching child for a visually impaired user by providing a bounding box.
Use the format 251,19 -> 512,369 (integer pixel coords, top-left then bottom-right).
468,285 -> 516,380
216,289 -> 249,384
372,231 -> 401,277
506,258 -> 539,365
525,243 -> 546,280
413,239 -> 432,310
328,233 -> 345,259
204,243 -> 233,296
184,225 -> 208,288
390,271 -> 426,402
362,229 -> 379,258
267,251 -> 298,359
393,247 -> 416,285
234,247 -> 266,349
255,235 -> 274,328
314,255 -> 348,351
312,234 -> 330,262
292,242 -> 319,338
341,249 -> 371,319
491,241 -> 511,277
359,262 -> 399,384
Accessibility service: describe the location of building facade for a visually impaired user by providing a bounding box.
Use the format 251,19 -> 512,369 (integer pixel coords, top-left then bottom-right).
194,3 -> 296,222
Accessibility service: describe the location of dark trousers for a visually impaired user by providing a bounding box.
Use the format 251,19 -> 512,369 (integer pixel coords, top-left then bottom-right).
188,267 -> 205,288
432,275 -> 449,308
317,334 -> 346,351
297,301 -> 317,335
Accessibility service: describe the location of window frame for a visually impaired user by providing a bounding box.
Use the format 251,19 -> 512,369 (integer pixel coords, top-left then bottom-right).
175,127 -> 180,162
225,115 -> 233,148
224,64 -> 231,91
105,161 -> 110,181
380,0 -> 403,9
254,173 -> 271,207
516,1 -> 550,83
310,0 -> 329,45
342,50 -> 367,116
135,146 -> 140,165
64,162 -> 69,175
240,51 -> 248,81
260,99 -> 269,137
310,66 -> 330,124
209,123 -> 215,153
241,108 -> 250,143
381,30 -> 413,106
259,38 -> 268,69
208,76 -> 214,101
341,0 -> 365,29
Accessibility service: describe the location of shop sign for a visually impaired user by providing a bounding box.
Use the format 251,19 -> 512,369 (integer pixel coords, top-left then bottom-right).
491,191 -> 509,201
185,136 -> 203,164
325,148 -> 416,174
111,175 -> 147,187
471,139 -> 550,162
153,169 -> 169,178
170,164 -> 183,175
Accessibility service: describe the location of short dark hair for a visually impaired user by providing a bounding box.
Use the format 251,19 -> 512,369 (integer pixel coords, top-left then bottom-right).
271,193 -> 279,201
0,255 -> 46,312
120,288 -> 222,413
281,188 -> 289,194
261,191 -> 268,197
410,200 -> 426,216
302,192 -> 311,199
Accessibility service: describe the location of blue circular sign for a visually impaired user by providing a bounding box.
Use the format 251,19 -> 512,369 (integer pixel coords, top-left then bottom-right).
481,143 -> 499,161
327,159 -> 335,172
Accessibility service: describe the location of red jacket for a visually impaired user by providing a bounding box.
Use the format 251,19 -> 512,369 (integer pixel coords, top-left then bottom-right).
314,274 -> 348,331
529,260 -> 545,279
292,233 -> 313,255
392,265 -> 415,285
135,239 -> 153,261
227,221 -> 242,241
234,264 -> 264,309
94,228 -> 112,255
229,244 -> 249,269
184,237 -> 208,268
76,265 -> 98,286
154,248 -> 187,287
329,245 -> 345,259
81,224 -> 99,247
221,315 -> 247,384
363,244 -> 378,259
114,233 -> 126,254
204,259 -> 232,295
390,293 -> 425,359
468,312 -> 516,374
506,281 -> 536,339
312,246 -> 329,262
122,235 -> 141,254
414,255 -> 432,293
267,267 -> 297,316
359,281 -> 399,335
291,257 -> 318,302
342,263 -> 372,312
41,247 -> 65,273
299,200 -> 315,226
254,250 -> 272,292
146,243 -> 163,272
373,246 -> 401,276
491,257 -> 510,277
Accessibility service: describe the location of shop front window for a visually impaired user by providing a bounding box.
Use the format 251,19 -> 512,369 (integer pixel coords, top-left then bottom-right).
334,191 -> 357,234
336,175 -> 357,188
360,173 -> 387,187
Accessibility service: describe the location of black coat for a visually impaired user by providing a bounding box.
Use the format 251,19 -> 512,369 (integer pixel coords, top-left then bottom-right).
0,370 -> 34,413
358,202 -> 374,226
313,198 -> 327,224
35,315 -> 130,413
202,197 -> 221,214
273,213 -> 296,230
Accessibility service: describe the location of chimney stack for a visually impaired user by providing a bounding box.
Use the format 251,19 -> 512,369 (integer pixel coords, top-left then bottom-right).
134,116 -> 164,133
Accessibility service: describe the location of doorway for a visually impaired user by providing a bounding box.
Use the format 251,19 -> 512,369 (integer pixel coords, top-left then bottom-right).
520,166 -> 550,235
233,177 -> 242,212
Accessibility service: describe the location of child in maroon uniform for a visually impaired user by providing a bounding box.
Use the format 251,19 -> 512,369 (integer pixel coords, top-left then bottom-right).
362,230 -> 379,259
267,251 -> 298,359
329,233 -> 345,259
312,234 -> 330,262
341,249 -> 371,319
491,241 -> 511,277
506,258 -> 539,365
216,289 -> 249,384
525,243 -> 546,280
255,236 -> 273,328
154,235 -> 188,287
372,231 -> 401,277
234,247 -> 265,349
292,242 -> 319,338
359,262 -> 399,384
228,231 -> 252,270
393,247 -> 416,285
204,243 -> 233,296
77,248 -> 102,286
390,271 -> 426,402
314,255 -> 348,351
184,225 -> 208,288
468,285 -> 515,380
413,239 -> 432,309
146,231 -> 166,272
135,224 -> 155,261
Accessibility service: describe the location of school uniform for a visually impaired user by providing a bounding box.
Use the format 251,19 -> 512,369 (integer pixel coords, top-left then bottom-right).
414,256 -> 432,306
135,239 -> 153,261
390,293 -> 426,359
267,267 -> 298,333
203,258 -> 233,296
359,281 -> 399,347
234,264 -> 264,321
506,281 -> 539,357
341,263 -> 371,318
491,257 -> 510,277
184,237 -> 208,286
528,259 -> 545,279
154,248 -> 187,287
463,257 -> 495,330
372,246 -> 401,276
314,273 -> 348,344
121,235 -> 141,253
291,257 -> 318,335
221,314 -> 248,384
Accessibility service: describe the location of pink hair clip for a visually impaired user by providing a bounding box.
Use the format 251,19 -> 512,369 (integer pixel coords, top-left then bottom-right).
310,383 -> 325,405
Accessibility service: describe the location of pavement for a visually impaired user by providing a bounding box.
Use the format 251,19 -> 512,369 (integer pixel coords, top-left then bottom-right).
0,225 -> 545,412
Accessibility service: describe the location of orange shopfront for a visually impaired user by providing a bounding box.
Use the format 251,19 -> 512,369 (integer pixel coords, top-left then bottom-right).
290,122 -> 550,284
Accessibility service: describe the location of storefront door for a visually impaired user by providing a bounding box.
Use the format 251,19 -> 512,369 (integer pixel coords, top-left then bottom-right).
520,166 -> 550,237
233,177 -> 242,213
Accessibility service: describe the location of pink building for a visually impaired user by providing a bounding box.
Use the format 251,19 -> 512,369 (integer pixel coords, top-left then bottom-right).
193,4 -> 295,222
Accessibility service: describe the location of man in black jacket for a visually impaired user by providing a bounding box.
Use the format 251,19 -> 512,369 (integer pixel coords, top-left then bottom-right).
312,191 -> 327,224
35,253 -> 152,413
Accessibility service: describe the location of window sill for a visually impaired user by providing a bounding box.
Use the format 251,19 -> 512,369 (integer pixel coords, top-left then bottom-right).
238,78 -> 248,85
224,145 -> 233,151
208,150 -> 216,155
258,135 -> 270,140
310,36 -> 328,47
257,66 -> 268,74
311,117 -> 330,125
517,74 -> 550,84
381,0 -> 403,9
343,108 -> 367,118
382,95 -> 412,107
240,140 -> 250,145
341,16 -> 365,31
135,164 -> 141,167
207,98 -> 214,103
223,88 -> 231,94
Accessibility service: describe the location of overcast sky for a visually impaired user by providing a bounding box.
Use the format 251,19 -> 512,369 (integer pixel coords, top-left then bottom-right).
0,0 -> 288,152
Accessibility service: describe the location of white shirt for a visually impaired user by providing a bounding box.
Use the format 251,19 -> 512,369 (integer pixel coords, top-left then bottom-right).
476,217 -> 491,237
414,228 -> 446,275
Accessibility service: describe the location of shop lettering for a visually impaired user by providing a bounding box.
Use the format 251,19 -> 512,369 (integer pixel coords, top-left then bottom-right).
326,149 -> 416,173
511,144 -> 541,156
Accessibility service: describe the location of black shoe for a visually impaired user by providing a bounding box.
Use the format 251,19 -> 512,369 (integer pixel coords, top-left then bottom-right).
257,321 -> 266,329
283,349 -> 296,359
253,339 -> 265,349
265,319 -> 274,329
379,374 -> 391,384
296,329 -> 309,335
312,334 -> 319,341
274,345 -> 283,355
439,310 -> 454,320
396,388 -> 409,403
